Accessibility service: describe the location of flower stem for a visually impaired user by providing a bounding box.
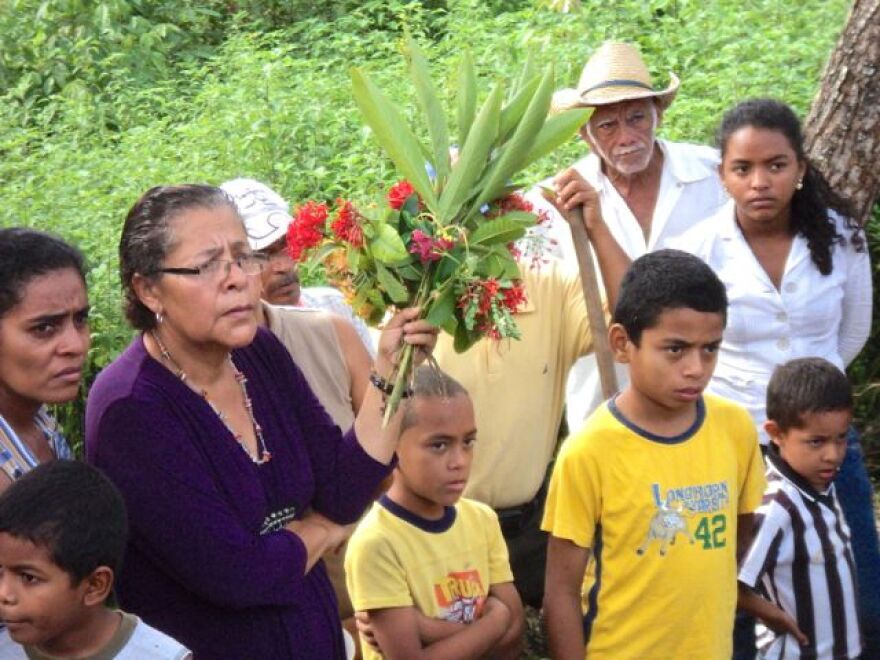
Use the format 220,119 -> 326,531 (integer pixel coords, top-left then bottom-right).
381,270 -> 433,427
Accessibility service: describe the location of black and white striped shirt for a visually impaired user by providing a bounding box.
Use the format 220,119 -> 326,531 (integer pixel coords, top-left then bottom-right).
739,450 -> 861,659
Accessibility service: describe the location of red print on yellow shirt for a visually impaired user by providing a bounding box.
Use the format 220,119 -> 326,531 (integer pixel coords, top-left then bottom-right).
433,570 -> 486,623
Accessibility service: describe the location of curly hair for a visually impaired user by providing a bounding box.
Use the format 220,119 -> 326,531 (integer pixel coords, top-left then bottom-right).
716,98 -> 865,275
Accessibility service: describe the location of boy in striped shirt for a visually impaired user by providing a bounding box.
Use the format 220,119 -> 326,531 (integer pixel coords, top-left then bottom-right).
738,358 -> 862,659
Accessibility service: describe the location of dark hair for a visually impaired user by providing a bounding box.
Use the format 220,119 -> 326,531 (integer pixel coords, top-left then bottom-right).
119,184 -> 240,331
766,357 -> 853,431
716,98 -> 864,275
0,460 -> 128,585
399,365 -> 469,435
0,228 -> 86,320
613,249 -> 728,345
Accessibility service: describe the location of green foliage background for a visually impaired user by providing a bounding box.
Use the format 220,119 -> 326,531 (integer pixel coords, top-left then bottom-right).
1,0 -> 875,471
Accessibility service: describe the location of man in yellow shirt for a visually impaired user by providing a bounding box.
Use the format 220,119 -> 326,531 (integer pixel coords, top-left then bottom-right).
542,250 -> 766,659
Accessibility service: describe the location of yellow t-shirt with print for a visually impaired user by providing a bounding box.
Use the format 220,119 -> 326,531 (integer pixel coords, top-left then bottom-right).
346,496 -> 513,660
541,394 -> 766,660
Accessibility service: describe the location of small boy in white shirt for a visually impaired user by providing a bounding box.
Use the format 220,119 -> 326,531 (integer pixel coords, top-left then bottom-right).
738,358 -> 862,659
0,460 -> 191,659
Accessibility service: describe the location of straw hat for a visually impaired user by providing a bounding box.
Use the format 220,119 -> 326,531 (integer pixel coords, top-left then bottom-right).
220,178 -> 291,251
552,41 -> 679,113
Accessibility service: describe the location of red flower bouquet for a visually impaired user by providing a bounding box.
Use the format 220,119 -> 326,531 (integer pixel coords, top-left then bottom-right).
287,39 -> 590,423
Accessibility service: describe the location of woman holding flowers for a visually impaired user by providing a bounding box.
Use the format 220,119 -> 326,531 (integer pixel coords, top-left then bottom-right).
85,184 -> 437,659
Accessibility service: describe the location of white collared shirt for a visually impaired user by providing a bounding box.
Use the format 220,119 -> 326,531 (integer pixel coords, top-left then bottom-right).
524,139 -> 728,430
683,201 -> 872,442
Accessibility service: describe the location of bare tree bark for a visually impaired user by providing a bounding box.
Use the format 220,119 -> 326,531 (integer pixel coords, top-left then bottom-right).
803,0 -> 880,225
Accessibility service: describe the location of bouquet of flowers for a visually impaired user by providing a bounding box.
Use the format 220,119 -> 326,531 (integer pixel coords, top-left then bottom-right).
287,39 -> 591,423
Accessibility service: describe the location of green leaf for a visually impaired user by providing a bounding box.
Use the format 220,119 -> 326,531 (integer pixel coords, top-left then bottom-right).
351,67 -> 439,214
469,65 -> 555,214
520,107 -> 593,170
479,245 -> 522,279
469,211 -> 535,245
405,37 -> 450,186
441,314 -> 459,337
370,224 -> 410,264
375,262 -> 410,304
437,84 -> 502,223
512,51 -> 537,99
457,52 -> 477,148
397,263 -> 423,281
498,75 -> 540,145
424,284 -> 457,327
453,320 -> 481,353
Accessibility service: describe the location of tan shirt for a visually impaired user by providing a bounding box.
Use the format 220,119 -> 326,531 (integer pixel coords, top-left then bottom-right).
434,260 -> 593,508
264,303 -> 355,432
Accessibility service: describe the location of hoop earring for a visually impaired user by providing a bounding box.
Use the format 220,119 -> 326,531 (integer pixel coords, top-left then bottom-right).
795,178 -> 803,191
156,311 -> 164,325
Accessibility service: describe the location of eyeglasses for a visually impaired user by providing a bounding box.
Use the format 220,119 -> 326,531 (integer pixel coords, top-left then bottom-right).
157,253 -> 268,280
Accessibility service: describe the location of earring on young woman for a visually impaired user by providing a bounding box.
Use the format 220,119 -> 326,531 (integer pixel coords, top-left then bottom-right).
156,311 -> 164,325
795,178 -> 803,191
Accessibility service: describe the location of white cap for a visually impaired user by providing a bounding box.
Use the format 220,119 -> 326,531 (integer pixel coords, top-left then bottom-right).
220,178 -> 291,250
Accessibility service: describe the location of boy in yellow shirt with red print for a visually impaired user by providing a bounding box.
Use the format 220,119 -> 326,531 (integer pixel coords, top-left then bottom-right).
346,366 -> 524,659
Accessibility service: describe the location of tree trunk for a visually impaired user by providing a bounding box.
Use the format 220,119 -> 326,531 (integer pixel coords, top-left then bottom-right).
803,0 -> 880,226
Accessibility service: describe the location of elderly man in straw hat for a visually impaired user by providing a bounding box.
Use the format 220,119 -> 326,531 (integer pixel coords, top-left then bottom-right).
531,41 -> 727,429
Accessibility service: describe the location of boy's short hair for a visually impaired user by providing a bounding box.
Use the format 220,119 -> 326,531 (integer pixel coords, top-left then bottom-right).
766,357 -> 853,431
613,249 -> 728,345
399,366 -> 469,435
0,460 -> 128,584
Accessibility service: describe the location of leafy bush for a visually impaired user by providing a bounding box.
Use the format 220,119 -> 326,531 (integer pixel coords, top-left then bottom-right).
3,0 -> 872,465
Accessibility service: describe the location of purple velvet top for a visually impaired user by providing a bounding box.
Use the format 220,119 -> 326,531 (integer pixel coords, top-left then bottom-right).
85,328 -> 391,659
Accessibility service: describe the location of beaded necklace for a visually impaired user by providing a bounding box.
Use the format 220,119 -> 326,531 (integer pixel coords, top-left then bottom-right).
150,331 -> 272,465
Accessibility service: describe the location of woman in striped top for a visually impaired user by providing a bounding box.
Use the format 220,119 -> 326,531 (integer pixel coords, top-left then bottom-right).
0,228 -> 89,489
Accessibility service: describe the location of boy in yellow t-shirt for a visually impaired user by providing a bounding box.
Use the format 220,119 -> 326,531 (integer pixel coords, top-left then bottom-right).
345,366 -> 524,659
542,250 -> 766,660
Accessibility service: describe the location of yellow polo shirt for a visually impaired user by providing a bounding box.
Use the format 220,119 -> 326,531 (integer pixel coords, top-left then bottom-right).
434,260 -> 593,508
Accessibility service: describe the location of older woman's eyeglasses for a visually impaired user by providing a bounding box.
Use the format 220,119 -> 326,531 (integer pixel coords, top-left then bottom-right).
157,253 -> 268,280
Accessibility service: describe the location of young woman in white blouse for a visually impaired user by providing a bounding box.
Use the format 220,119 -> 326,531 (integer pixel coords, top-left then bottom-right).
690,99 -> 871,439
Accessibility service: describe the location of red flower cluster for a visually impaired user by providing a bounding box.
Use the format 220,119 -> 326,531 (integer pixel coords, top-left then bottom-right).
409,229 -> 454,264
458,278 -> 527,340
330,198 -> 364,248
502,281 -> 527,312
287,201 -> 328,261
388,180 -> 417,210
498,192 -> 534,215
489,192 -> 550,225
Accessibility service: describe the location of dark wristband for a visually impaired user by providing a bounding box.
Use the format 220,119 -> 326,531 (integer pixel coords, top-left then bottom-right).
369,371 -> 412,398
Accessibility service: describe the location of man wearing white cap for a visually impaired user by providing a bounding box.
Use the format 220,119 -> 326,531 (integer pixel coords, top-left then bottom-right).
220,177 -> 372,654
532,41 -> 728,430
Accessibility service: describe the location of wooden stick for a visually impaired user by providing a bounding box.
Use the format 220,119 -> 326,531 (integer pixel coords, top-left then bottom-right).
565,205 -> 618,399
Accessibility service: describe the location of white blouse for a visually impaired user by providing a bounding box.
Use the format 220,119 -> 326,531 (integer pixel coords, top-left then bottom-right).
683,201 -> 872,442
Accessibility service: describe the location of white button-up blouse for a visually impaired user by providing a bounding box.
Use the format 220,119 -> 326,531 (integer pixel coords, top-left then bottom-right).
683,201 -> 872,442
